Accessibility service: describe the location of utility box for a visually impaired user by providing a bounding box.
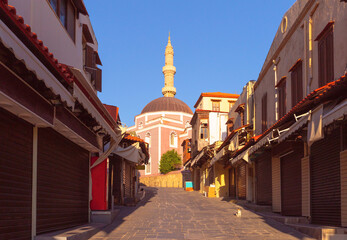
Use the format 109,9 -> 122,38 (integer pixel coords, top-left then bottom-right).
185,181 -> 193,191
90,156 -> 108,210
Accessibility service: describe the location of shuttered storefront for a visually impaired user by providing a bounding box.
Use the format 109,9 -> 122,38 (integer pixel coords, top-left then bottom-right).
236,162 -> 246,200
37,128 -> 89,234
124,161 -> 132,199
195,170 -> 200,191
311,127 -> 341,226
229,168 -> 236,198
255,151 -> 272,205
112,157 -> 122,205
281,147 -> 303,216
0,108 -> 33,240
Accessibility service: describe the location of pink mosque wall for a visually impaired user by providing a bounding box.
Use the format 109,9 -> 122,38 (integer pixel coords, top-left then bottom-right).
132,112 -> 192,176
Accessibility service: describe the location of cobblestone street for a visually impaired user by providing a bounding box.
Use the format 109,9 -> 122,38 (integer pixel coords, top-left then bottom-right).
90,187 -> 313,240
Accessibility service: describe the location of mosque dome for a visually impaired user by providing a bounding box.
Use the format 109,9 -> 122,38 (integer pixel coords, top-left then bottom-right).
141,97 -> 193,114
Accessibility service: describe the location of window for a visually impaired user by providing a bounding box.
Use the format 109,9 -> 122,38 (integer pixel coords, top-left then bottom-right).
277,77 -> 286,118
145,157 -> 151,174
200,123 -> 208,139
290,61 -> 303,107
49,0 -> 76,41
229,101 -> 233,111
66,1 -> 75,39
138,121 -> 143,129
50,0 -> 58,12
212,101 -> 220,111
317,23 -> 334,87
145,133 -> 151,148
170,132 -> 177,147
84,43 -> 102,91
261,93 -> 267,132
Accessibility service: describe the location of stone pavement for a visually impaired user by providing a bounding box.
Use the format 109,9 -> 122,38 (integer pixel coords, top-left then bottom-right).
89,187 -> 314,240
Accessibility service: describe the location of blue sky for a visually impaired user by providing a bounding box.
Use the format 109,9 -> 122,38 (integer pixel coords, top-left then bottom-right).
84,0 -> 296,127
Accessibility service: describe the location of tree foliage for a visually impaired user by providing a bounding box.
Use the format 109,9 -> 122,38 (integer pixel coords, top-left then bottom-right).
159,150 -> 182,174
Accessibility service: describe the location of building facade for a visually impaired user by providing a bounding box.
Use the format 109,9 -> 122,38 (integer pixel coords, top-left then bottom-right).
0,0 -> 125,239
128,35 -> 193,176
206,0 -> 347,234
189,92 -> 238,196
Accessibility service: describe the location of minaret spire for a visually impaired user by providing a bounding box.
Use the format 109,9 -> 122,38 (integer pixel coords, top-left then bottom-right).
162,33 -> 176,97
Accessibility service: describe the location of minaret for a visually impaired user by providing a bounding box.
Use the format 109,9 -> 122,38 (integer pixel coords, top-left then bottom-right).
162,33 -> 176,97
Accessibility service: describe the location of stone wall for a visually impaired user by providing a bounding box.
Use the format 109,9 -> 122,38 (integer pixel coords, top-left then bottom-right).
140,170 -> 191,188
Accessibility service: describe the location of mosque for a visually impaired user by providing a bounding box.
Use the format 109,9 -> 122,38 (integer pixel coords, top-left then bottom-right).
128,35 -> 193,175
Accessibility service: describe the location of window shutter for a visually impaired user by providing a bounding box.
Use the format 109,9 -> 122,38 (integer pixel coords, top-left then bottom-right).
318,25 -> 334,87
66,0 -> 75,41
278,81 -> 286,118
262,94 -> 267,132
95,67 -> 102,92
85,45 -> 94,68
326,31 -> 334,83
291,70 -> 297,107
318,39 -> 326,87
297,62 -> 303,104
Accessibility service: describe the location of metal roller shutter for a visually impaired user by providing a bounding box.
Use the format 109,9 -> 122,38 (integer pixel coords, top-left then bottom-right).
236,162 -> 246,200
195,170 -> 200,191
311,127 -> 341,226
37,128 -> 89,234
255,151 -> 272,205
124,162 -> 131,199
229,168 -> 236,198
112,157 -> 122,205
281,146 -> 303,216
0,107 -> 33,240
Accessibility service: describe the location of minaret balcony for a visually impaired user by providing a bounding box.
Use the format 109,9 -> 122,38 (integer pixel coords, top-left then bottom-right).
162,65 -> 176,73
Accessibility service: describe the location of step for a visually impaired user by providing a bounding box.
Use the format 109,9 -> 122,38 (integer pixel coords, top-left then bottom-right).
228,200 -> 273,213
259,212 -> 309,224
243,202 -> 273,213
286,223 -> 347,240
34,223 -> 106,240
91,209 -> 120,224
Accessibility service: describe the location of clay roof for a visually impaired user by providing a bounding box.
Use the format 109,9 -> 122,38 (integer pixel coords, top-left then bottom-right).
103,104 -> 119,122
123,134 -> 144,143
141,97 -> 193,114
194,92 -> 239,108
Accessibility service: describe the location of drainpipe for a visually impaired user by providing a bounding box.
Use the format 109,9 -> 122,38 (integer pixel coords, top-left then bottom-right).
245,82 -> 250,124
308,16 -> 313,94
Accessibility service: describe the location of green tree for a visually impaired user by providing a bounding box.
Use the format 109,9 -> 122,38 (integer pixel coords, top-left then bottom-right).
159,150 -> 182,174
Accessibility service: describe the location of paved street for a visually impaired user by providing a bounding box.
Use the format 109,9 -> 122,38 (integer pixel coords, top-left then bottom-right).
90,187 -> 313,240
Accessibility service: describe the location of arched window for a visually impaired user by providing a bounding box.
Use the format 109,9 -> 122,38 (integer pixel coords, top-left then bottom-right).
145,132 -> 151,148
170,132 -> 177,147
